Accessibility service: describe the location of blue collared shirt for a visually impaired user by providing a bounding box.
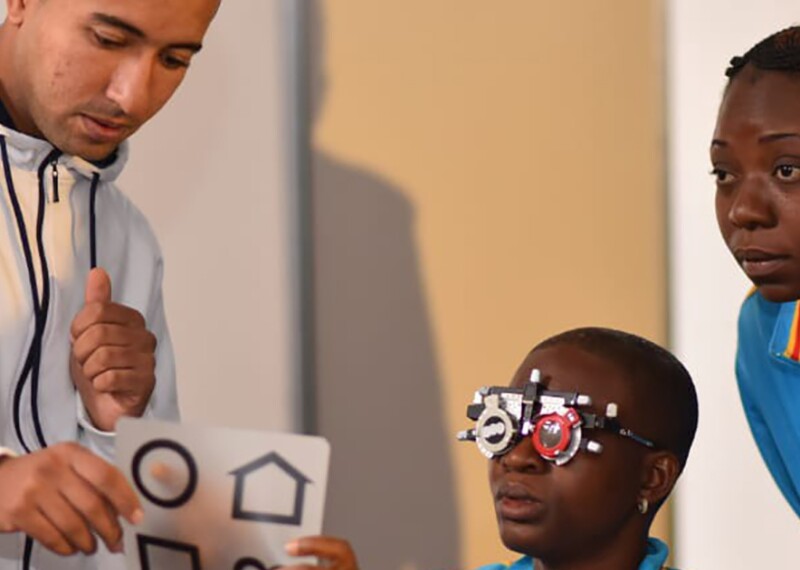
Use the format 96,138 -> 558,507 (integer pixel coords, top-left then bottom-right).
475,537 -> 672,570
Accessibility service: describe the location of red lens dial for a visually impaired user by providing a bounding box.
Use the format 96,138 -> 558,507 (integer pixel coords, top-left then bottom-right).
531,409 -> 581,460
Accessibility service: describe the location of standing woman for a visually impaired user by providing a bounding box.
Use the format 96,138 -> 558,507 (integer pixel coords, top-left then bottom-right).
712,26 -> 800,517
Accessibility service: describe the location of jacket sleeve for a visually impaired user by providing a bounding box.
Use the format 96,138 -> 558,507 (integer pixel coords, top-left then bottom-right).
734,302 -> 782,484
738,371 -> 790,479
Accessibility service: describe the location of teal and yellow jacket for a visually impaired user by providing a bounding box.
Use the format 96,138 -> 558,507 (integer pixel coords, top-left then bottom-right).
736,290 -> 800,516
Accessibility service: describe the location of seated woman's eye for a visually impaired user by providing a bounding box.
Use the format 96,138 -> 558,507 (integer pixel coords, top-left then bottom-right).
775,164 -> 800,182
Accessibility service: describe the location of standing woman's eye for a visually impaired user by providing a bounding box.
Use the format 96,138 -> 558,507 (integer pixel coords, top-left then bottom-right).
711,167 -> 735,185
774,164 -> 800,183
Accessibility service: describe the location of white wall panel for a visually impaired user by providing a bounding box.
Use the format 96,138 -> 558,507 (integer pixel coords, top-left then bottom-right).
119,1 -> 304,432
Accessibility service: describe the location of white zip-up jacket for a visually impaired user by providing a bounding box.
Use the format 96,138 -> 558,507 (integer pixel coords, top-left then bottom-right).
0,124 -> 178,569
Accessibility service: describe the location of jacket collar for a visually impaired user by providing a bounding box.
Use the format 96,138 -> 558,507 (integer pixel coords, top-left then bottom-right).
0,97 -> 127,183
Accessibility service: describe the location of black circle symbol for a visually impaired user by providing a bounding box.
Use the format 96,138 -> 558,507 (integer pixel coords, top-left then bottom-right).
131,439 -> 198,509
233,557 -> 269,570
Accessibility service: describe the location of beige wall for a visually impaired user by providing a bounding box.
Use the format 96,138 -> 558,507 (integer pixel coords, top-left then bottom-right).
310,1 -> 667,568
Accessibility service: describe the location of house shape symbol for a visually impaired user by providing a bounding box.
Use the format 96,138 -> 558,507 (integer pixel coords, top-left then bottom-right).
230,451 -> 312,525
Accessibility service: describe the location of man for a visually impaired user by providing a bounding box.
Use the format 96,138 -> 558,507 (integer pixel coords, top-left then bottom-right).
0,0 -> 221,567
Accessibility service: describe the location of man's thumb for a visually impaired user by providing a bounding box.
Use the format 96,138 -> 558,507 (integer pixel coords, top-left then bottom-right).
85,267 -> 112,304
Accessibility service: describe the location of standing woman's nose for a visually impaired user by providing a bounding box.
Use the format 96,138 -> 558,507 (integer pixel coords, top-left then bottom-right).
725,174 -> 778,231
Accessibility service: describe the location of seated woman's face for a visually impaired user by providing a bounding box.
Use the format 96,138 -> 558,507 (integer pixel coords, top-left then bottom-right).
488,344 -> 651,561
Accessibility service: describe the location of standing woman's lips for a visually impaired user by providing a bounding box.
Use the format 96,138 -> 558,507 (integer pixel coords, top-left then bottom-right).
734,248 -> 790,279
495,482 -> 545,522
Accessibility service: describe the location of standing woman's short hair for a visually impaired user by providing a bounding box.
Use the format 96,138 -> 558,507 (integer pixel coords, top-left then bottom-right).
726,26 -> 800,78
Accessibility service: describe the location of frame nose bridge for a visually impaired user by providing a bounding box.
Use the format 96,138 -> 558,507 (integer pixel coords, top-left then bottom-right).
501,434 -> 547,472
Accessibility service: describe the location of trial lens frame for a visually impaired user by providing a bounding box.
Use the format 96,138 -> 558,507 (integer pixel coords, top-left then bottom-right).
457,369 -> 655,465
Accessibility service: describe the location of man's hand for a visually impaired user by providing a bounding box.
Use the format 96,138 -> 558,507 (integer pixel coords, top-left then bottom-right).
0,442 -> 143,555
283,536 -> 360,570
70,267 -> 156,432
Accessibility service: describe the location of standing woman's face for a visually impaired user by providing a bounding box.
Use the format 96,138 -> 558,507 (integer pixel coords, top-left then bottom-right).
712,66 -> 800,302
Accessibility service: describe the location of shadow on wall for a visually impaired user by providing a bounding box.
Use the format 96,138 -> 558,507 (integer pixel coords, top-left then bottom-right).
308,4 -> 461,570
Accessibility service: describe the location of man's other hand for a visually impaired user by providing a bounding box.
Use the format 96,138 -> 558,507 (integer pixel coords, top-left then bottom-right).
70,267 -> 156,432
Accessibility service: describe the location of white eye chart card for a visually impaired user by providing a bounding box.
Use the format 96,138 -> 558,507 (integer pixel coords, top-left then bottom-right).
116,418 -> 330,570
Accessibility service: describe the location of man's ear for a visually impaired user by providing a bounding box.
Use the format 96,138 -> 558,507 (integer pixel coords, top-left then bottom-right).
6,0 -> 30,26
639,451 -> 680,507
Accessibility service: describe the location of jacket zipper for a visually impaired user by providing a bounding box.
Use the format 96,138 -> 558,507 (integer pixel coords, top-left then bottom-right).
51,159 -> 59,203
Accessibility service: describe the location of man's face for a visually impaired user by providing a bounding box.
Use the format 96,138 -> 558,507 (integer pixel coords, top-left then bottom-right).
7,0 -> 220,161
713,67 -> 800,302
488,345 -> 646,564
